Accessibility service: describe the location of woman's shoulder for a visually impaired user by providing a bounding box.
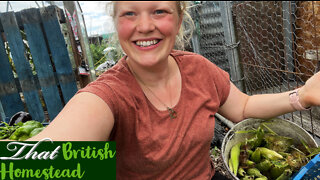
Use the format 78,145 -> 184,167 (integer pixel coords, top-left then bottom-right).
172,50 -> 221,69
171,49 -> 203,58
171,50 -> 213,65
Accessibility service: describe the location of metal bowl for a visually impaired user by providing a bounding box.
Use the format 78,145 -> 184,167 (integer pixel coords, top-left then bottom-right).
221,118 -> 319,180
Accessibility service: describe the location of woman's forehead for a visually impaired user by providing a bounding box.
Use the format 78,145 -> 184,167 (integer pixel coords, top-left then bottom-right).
115,1 -> 177,11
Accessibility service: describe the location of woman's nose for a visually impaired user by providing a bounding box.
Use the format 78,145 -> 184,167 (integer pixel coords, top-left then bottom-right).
136,14 -> 155,33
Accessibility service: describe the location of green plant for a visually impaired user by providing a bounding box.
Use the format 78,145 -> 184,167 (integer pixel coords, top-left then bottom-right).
211,146 -> 219,157
90,43 -> 108,68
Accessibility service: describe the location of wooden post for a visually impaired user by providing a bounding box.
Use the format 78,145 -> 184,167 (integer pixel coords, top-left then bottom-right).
40,5 -> 78,104
63,1 -> 95,88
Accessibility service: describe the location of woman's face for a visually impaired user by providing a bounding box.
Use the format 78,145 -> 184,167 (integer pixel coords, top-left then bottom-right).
114,1 -> 182,67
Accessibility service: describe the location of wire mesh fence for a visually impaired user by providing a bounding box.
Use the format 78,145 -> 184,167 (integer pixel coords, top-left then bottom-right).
189,2 -> 230,73
190,1 -> 320,138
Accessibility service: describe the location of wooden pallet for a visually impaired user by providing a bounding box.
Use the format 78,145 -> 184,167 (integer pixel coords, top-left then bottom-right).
0,6 -> 78,122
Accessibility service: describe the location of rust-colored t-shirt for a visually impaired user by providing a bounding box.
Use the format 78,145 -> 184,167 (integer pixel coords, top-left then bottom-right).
78,50 -> 230,179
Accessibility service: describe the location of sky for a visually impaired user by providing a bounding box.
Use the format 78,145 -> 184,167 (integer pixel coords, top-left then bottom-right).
79,1 -> 115,36
0,1 -> 115,36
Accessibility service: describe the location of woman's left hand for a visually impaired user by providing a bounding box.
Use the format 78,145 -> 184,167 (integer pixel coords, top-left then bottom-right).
299,71 -> 320,107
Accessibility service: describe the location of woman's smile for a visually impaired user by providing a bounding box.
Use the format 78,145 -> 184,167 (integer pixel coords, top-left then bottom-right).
133,38 -> 162,50
135,39 -> 159,47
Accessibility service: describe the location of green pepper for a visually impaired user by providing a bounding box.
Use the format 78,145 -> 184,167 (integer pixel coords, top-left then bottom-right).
9,120 -> 43,141
22,121 -> 43,128
18,134 -> 31,141
270,160 -> 289,179
256,159 -> 272,172
258,147 -> 283,160
251,148 -> 261,163
30,127 -> 45,138
247,168 -> 264,178
245,160 -> 255,166
275,168 -> 292,180
238,167 -> 246,177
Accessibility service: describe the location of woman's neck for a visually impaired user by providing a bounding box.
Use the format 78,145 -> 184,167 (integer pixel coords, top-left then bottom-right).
126,56 -> 174,88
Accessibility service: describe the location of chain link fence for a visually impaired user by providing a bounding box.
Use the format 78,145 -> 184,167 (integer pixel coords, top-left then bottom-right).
190,1 -> 320,138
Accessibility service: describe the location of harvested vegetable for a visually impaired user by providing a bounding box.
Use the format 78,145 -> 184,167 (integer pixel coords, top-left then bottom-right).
9,120 -> 43,141
247,168 -> 264,177
238,167 -> 246,177
230,142 -> 242,176
0,120 -> 45,141
264,134 -> 293,152
0,121 -> 20,139
256,159 -> 272,172
30,127 -> 45,138
258,147 -> 283,160
251,148 -> 261,163
229,158 -> 234,173
228,122 -> 320,180
275,169 -> 292,180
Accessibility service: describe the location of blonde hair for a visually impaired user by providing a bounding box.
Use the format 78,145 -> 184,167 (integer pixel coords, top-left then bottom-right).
106,1 -> 194,52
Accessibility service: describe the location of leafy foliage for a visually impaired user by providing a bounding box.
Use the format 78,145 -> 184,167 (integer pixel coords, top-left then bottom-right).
90,41 -> 123,71
90,43 -> 108,68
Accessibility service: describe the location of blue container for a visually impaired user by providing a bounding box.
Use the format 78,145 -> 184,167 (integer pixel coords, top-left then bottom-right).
292,154 -> 320,180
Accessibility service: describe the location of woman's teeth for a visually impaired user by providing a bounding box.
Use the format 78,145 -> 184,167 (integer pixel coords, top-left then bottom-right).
136,40 -> 159,47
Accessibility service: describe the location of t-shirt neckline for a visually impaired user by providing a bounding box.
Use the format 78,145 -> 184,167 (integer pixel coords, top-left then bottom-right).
122,52 -> 185,115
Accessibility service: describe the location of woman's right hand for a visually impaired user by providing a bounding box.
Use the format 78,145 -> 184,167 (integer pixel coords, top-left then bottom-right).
299,71 -> 320,108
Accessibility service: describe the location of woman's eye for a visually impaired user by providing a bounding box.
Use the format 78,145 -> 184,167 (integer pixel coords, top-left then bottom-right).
124,12 -> 135,16
154,10 -> 166,15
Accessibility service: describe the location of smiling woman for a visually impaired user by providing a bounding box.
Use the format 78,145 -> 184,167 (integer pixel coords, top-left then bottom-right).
26,1 -> 320,180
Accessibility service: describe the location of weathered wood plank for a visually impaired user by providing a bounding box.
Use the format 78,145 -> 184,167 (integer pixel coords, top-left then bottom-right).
0,12 -> 45,121
40,6 -> 78,104
21,8 -> 63,121
0,7 -> 66,33
0,25 -> 25,119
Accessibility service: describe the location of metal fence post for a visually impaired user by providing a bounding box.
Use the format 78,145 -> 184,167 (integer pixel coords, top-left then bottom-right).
191,31 -> 201,54
219,1 -> 244,92
190,2 -> 201,54
282,1 -> 295,82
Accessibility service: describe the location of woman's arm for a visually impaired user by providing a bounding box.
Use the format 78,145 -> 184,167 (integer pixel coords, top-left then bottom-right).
218,71 -> 320,123
218,83 -> 295,123
27,92 -> 114,141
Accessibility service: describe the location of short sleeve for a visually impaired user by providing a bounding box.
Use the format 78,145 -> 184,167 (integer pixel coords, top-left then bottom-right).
203,57 -> 231,107
77,79 -> 119,117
